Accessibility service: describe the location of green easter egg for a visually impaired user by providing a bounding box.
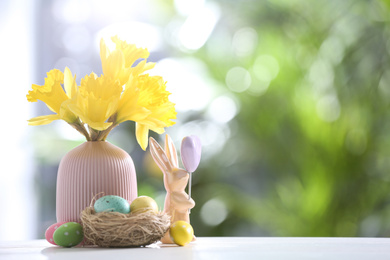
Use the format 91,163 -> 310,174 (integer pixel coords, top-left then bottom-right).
53,222 -> 83,247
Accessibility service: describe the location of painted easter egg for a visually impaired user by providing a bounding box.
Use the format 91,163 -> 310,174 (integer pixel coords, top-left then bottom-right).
45,222 -> 67,245
181,135 -> 202,173
94,195 -> 130,214
130,196 -> 158,214
53,222 -> 83,247
169,220 -> 194,246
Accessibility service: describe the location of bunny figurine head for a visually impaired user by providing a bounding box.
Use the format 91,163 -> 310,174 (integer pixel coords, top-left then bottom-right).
150,136 -> 189,193
149,134 -> 195,244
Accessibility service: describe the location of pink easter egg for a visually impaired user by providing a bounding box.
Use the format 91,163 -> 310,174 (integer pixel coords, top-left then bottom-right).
45,222 -> 67,245
181,135 -> 202,173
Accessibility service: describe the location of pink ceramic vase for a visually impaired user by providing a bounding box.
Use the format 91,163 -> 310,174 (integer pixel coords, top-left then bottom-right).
56,141 -> 137,222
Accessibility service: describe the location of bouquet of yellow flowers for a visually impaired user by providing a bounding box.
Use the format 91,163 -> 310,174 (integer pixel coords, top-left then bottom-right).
26,36 -> 176,150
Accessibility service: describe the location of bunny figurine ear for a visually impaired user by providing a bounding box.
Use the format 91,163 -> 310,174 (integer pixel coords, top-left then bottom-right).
181,135 -> 202,173
149,137 -> 173,174
165,134 -> 179,168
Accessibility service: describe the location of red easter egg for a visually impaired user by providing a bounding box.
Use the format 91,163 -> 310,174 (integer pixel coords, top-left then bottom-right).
45,222 -> 67,245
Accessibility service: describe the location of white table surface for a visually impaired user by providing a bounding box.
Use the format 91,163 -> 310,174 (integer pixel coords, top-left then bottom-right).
1,237 -> 390,260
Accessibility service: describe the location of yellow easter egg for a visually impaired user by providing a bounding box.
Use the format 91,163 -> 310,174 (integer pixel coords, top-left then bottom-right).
130,196 -> 159,214
169,221 -> 194,246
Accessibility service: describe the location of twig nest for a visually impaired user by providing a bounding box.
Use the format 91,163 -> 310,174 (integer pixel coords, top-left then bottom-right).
80,207 -> 170,247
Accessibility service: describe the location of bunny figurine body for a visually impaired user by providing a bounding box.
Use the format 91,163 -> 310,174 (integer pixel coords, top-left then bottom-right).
149,135 -> 195,244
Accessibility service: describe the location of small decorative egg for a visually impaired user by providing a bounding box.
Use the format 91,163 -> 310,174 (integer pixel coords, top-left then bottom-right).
130,196 -> 158,214
94,195 -> 130,214
53,222 -> 84,248
169,220 -> 194,246
45,222 -> 67,245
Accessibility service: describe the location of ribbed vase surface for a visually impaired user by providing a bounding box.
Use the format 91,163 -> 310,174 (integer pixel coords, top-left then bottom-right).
56,141 -> 137,222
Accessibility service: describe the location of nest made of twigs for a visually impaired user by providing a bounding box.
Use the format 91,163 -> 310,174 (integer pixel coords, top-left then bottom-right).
80,207 -> 170,248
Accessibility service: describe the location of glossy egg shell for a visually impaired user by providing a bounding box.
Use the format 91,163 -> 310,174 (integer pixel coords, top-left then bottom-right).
45,222 -> 67,245
169,221 -> 194,246
130,196 -> 158,214
94,195 -> 130,214
53,222 -> 84,247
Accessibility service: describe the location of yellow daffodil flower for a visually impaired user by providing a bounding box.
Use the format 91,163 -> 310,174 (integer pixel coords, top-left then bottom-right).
27,67 -> 78,125
27,37 -> 177,145
100,36 -> 155,86
116,74 -> 176,150
68,73 -> 122,131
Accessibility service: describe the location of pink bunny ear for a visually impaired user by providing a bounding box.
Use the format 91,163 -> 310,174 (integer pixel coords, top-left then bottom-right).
165,134 -> 179,168
149,137 -> 173,173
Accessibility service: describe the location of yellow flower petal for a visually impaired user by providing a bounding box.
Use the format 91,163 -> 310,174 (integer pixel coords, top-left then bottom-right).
27,69 -> 67,113
27,114 -> 62,126
64,67 -> 77,99
129,60 -> 155,80
100,36 -> 154,86
111,36 -> 150,67
116,76 -> 151,124
116,74 -> 176,149
136,123 -> 149,150
60,99 -> 78,124
115,74 -> 176,129
27,68 -> 78,125
69,73 -> 122,131
103,49 -> 128,83
135,75 -> 177,128
150,126 -> 165,134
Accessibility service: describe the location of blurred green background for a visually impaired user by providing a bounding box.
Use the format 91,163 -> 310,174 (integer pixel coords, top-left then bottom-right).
20,0 -> 390,238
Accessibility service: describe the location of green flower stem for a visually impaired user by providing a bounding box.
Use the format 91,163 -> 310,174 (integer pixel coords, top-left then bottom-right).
95,114 -> 118,141
89,126 -> 99,141
98,123 -> 118,141
69,122 -> 91,141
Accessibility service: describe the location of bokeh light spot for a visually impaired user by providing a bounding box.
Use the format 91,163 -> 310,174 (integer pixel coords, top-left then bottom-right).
62,26 -> 91,54
151,58 -> 213,111
178,2 -> 220,51
309,59 -> 335,99
174,0 -> 205,16
320,36 -> 345,65
232,27 -> 258,57
248,80 -> 270,96
316,94 -> 341,122
206,95 -> 239,123
253,55 -> 280,81
226,67 -> 251,93
200,198 -> 228,226
52,0 -> 91,24
96,22 -> 162,52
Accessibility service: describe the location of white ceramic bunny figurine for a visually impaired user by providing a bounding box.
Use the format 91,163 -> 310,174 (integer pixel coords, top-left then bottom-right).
149,134 -> 195,244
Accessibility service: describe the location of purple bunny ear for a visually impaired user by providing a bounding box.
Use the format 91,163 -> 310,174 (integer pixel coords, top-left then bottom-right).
181,135 -> 202,173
